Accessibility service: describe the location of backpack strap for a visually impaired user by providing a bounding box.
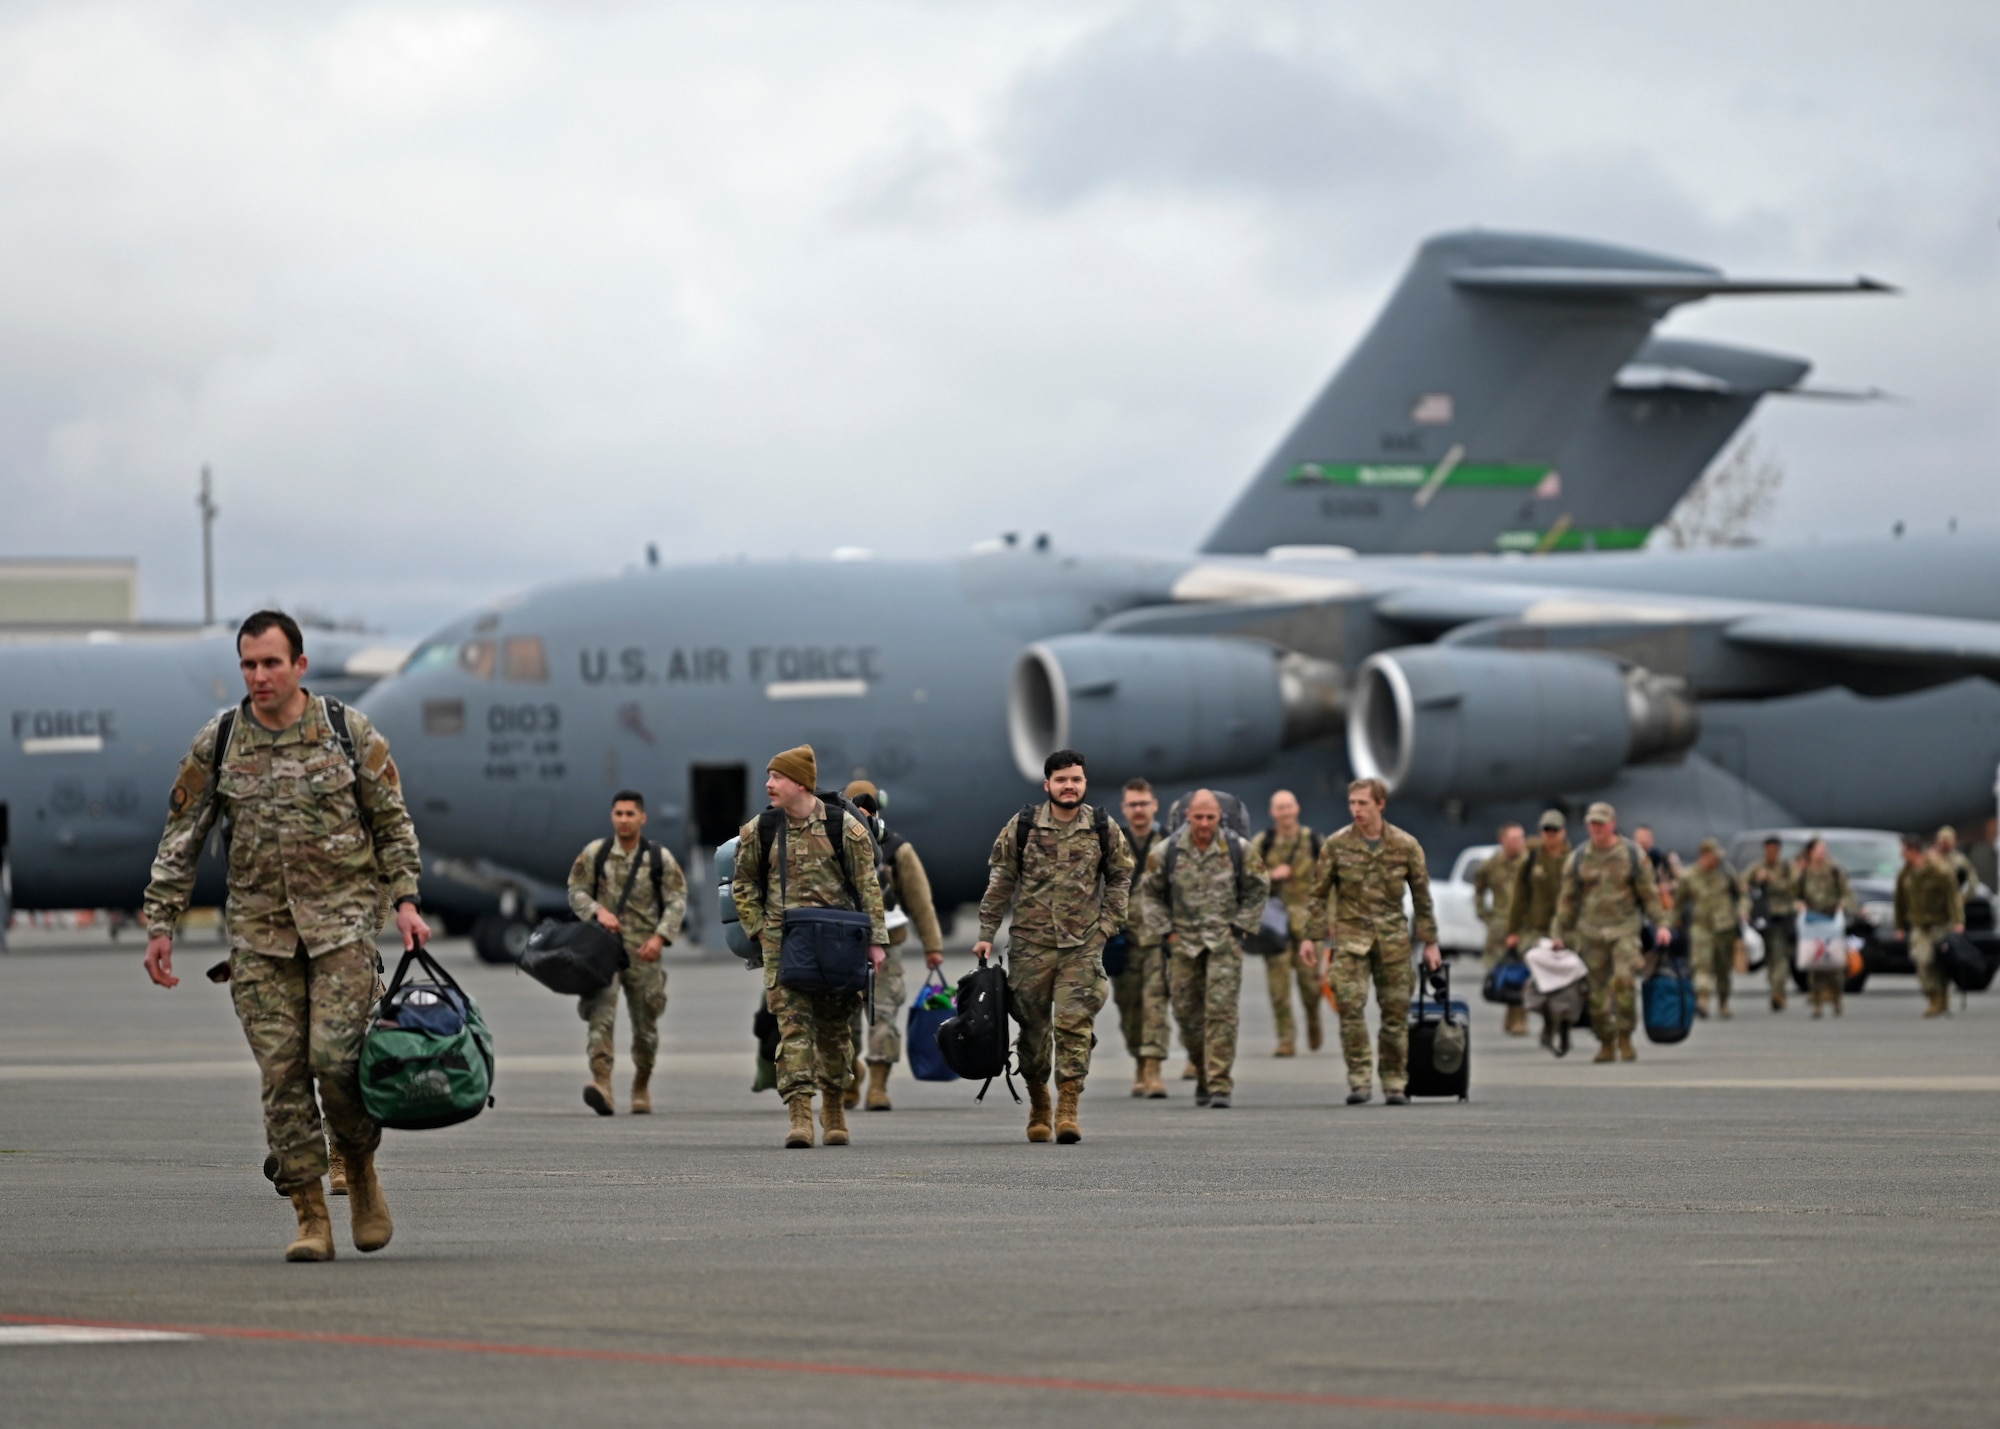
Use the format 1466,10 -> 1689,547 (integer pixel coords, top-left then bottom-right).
322,695 -> 360,773
198,704 -> 240,832
769,801 -> 863,911
1010,805 -> 1038,882
593,837 -> 614,895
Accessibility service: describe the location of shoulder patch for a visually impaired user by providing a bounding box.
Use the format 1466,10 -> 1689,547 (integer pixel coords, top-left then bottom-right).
168,759 -> 206,815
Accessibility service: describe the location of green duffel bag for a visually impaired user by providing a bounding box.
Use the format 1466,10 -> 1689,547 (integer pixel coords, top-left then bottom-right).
360,942 -> 495,1131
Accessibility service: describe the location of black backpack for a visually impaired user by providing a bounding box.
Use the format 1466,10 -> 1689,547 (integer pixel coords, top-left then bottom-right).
935,956 -> 1020,1103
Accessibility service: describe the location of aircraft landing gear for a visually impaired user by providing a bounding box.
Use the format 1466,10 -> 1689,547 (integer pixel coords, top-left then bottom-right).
472,914 -> 533,965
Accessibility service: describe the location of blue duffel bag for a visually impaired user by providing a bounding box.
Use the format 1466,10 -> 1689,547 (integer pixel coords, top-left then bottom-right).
1642,953 -> 1697,1044
906,970 -> 959,1082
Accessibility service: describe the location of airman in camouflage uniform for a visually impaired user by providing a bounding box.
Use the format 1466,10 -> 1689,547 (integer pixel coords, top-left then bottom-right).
1934,826 -> 1979,894
1139,791 -> 1269,1107
1797,838 -> 1857,1017
1474,823 -> 1529,1035
733,746 -> 888,1148
1744,836 -> 1801,1011
842,780 -> 946,1112
567,791 -> 688,1116
1113,778 -> 1170,1097
1678,838 -> 1747,1018
975,750 -> 1133,1143
1254,790 -> 1324,1057
142,611 -> 426,1262
1299,778 -> 1440,1106
1507,811 -> 1572,952
1553,802 -> 1668,1062
1895,832 -> 1965,1019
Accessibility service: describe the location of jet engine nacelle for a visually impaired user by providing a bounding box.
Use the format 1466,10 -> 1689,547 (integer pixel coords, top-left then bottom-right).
1348,647 -> 1698,803
1009,635 -> 1342,783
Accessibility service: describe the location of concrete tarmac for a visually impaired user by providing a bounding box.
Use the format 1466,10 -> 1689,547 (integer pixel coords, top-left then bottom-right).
3,931 -> 1996,1428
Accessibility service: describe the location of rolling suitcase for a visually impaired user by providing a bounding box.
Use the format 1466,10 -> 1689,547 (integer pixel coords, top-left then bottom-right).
1406,961 -> 1470,1101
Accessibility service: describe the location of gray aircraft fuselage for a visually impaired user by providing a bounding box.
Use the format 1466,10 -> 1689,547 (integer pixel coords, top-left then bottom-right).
355,535 -> 2000,914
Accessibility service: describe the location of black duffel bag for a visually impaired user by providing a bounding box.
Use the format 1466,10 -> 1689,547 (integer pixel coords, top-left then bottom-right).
772,816 -> 873,995
1940,932 -> 1995,993
518,837 -> 655,996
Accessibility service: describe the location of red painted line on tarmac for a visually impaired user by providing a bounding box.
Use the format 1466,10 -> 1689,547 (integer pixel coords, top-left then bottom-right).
1,1312 -> 1895,1429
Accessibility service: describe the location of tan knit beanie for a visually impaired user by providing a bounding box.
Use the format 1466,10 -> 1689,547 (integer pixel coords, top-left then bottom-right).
768,744 -> 817,792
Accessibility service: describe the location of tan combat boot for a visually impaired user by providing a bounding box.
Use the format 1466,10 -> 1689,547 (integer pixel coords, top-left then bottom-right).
345,1147 -> 394,1253
1924,989 -> 1948,1018
1054,1079 -> 1083,1144
1180,1058 -> 1198,1081
583,1064 -> 616,1117
820,1086 -> 850,1146
843,1056 -> 863,1109
1130,1061 -> 1146,1097
785,1095 -> 815,1148
1139,1058 -> 1167,1099
1274,1038 -> 1296,1058
1617,1031 -> 1638,1062
1592,1039 -> 1617,1064
864,1062 -> 892,1111
1305,1008 -> 1325,1052
285,1182 -> 335,1262
630,1068 -> 653,1115
1026,1081 -> 1053,1142
326,1143 -> 349,1197
1504,1005 -> 1529,1037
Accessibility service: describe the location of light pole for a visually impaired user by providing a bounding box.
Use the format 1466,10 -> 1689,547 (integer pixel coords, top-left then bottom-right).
197,465 -> 218,625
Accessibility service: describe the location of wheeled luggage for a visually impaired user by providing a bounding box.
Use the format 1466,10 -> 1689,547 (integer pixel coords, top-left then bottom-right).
1641,948 -> 1697,1044
360,943 -> 495,1131
906,969 -> 960,1082
1406,961 -> 1470,1101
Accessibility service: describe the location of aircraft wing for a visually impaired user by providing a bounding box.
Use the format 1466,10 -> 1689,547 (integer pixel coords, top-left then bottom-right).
1724,608 -> 2000,675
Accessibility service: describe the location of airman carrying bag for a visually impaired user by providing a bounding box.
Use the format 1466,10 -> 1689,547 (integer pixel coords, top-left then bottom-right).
772,806 -> 873,995
518,838 -> 655,995
360,943 -> 495,1131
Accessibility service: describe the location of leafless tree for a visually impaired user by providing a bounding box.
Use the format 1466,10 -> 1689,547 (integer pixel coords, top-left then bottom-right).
1658,435 -> 1785,549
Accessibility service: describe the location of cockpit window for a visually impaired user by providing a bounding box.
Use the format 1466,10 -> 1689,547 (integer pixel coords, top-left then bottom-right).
502,636 -> 549,683
458,640 -> 496,680
406,642 -> 457,672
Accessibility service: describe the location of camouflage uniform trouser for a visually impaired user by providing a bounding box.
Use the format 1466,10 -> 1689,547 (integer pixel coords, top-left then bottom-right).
1576,932 -> 1643,1041
1263,937 -> 1322,1048
1689,927 -> 1734,1007
1328,938 -> 1413,1093
846,952 -> 907,1065
1111,945 -> 1170,1060
229,942 -> 381,1195
1169,942 -> 1244,1096
1909,925 -> 1948,1000
1010,937 -> 1107,1086
771,983 -> 861,1103
1762,918 -> 1796,996
580,958 -> 667,1080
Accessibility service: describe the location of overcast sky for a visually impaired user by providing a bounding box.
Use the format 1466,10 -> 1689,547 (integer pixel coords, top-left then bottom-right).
2,1 -> 1993,632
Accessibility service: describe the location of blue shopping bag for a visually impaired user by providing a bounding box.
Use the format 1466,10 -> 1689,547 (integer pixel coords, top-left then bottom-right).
907,969 -> 959,1082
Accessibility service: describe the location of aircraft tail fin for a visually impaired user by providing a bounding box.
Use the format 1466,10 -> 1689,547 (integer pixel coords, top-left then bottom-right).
1199,230 -> 1889,556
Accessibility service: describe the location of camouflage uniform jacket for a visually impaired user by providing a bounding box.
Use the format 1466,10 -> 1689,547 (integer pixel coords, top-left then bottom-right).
1943,849 -> 1979,893
1120,825 -> 1165,937
977,801 -> 1133,949
1303,822 -> 1438,954
567,837 -> 690,958
1473,848 -> 1527,927
142,694 -> 421,958
732,800 -> 889,981
884,838 -> 946,956
1895,857 -> 1963,931
1553,837 -> 1665,943
1254,826 -> 1318,922
1138,827 -> 1270,957
1507,840 -> 1571,942
1678,863 -> 1746,936
1798,862 -> 1857,918
1745,857 -> 1803,917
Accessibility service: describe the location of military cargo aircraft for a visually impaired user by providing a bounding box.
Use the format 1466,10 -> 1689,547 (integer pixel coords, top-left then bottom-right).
0,229 -> 1902,961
